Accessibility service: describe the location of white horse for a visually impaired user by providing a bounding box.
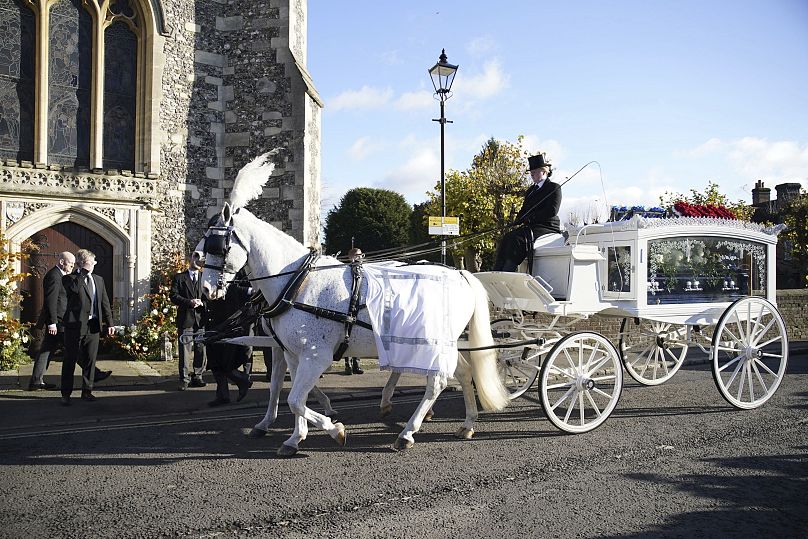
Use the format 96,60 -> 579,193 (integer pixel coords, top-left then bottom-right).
196,155 -> 509,457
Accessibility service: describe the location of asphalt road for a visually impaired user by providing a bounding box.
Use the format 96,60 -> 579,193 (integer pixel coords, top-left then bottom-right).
1,360 -> 806,539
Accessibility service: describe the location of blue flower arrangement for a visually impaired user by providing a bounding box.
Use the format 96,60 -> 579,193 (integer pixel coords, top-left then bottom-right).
610,205 -> 667,221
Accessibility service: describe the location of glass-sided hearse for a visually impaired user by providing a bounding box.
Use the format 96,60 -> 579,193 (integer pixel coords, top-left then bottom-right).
474,216 -> 789,435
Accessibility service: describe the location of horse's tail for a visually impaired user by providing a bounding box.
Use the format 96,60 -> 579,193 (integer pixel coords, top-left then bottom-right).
461,270 -> 510,412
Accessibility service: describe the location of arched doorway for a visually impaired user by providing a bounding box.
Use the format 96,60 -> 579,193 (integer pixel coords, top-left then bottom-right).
21,222 -> 113,324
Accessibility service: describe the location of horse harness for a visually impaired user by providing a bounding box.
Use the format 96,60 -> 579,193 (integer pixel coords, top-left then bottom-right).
203,225 -> 370,360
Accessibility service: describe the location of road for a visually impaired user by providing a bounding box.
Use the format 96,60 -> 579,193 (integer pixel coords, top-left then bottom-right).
1,360 -> 806,539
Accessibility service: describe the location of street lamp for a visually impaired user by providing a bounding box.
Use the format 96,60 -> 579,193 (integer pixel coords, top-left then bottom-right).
429,48 -> 458,265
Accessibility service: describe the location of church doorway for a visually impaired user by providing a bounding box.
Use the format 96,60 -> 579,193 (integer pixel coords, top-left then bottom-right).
20,222 -> 113,324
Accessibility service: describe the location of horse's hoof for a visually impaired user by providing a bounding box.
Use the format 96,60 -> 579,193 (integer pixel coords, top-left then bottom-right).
392,437 -> 414,451
249,428 -> 268,439
424,408 -> 434,422
453,427 -> 474,440
277,443 -> 298,457
331,422 -> 347,446
379,404 -> 393,419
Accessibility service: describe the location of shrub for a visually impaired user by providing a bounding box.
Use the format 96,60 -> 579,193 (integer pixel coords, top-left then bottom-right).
0,233 -> 31,371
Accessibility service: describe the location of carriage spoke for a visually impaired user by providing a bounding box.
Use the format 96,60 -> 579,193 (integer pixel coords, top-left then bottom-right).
751,316 -> 776,346
578,391 -> 586,426
724,358 -> 744,388
563,394 -> 577,423
752,358 -> 778,377
717,355 -> 742,373
760,352 -> 783,359
746,363 -> 755,402
735,362 -> 747,401
546,381 -> 574,390
591,374 -> 616,382
585,354 -> 612,377
628,342 -> 654,367
548,364 -> 575,379
715,344 -> 740,353
663,346 -> 679,366
751,360 -> 769,394
585,391 -> 602,418
756,335 -> 783,349
550,387 -> 575,411
723,326 -> 742,346
592,387 -> 613,399
563,349 -> 577,371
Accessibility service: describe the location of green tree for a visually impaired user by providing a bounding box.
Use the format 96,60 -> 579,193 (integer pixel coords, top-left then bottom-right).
324,188 -> 413,255
659,181 -> 755,220
780,192 -> 808,287
423,137 -> 530,270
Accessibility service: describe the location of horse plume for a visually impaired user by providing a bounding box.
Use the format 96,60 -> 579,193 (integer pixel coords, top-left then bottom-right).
229,151 -> 276,209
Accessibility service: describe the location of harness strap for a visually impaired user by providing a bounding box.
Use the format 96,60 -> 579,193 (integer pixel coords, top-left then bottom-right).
332,260 -> 365,360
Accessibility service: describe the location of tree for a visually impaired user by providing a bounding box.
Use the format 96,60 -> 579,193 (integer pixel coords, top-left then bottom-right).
659,181 -> 755,220
323,188 -> 412,255
423,137 -> 530,270
779,192 -> 808,287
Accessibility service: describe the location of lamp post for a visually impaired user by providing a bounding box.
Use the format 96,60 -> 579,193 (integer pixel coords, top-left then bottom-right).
429,49 -> 458,265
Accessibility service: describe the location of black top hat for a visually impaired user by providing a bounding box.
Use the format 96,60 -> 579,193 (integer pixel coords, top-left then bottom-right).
528,153 -> 552,171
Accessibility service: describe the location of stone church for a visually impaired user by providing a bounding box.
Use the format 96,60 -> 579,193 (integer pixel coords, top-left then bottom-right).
0,0 -> 322,325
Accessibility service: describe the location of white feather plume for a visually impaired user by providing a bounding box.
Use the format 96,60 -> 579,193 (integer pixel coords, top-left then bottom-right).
229,151 -> 277,209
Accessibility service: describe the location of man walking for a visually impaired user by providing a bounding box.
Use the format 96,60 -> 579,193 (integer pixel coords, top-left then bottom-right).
29,251 -> 111,391
60,249 -> 114,405
170,256 -> 207,390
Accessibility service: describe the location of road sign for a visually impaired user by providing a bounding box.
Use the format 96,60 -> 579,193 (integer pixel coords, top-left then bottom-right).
428,216 -> 460,236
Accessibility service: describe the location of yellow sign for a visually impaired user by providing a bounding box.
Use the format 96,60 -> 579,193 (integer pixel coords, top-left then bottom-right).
428,216 -> 460,236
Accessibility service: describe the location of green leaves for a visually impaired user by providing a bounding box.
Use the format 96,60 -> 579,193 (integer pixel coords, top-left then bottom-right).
324,188 -> 413,255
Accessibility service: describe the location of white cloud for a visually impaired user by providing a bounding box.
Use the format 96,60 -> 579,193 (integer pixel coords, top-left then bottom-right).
466,36 -> 496,56
519,135 -> 566,164
376,148 -> 440,202
328,86 -> 393,111
684,137 -> 808,186
452,59 -> 509,101
394,90 -> 434,111
348,137 -> 385,160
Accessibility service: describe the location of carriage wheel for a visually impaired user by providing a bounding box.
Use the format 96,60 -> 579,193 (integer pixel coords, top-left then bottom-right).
619,318 -> 689,386
711,297 -> 788,409
491,319 -> 540,400
539,332 -> 623,433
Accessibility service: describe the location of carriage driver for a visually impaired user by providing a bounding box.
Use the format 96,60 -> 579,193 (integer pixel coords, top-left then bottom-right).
492,152 -> 563,272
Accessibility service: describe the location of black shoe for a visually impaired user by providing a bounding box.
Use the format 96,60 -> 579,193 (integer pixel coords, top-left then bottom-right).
178,382 -> 189,391
60,396 -> 71,406
351,359 -> 364,375
237,380 -> 253,402
190,378 -> 207,388
28,381 -> 57,391
343,363 -> 353,375
94,370 -> 112,383
81,392 -> 97,402
207,397 -> 231,407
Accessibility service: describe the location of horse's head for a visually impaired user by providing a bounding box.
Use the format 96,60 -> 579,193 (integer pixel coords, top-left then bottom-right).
197,202 -> 249,300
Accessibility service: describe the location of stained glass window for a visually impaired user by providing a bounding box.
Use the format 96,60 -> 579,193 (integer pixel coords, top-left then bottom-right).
103,22 -> 137,171
48,0 -> 92,167
0,0 -> 35,161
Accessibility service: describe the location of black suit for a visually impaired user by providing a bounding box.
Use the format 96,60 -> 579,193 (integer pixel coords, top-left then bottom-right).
206,282 -> 253,402
494,180 -> 562,271
170,270 -> 207,384
30,266 -> 68,385
60,271 -> 113,397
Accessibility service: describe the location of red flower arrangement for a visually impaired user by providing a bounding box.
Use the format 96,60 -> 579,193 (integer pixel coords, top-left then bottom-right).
673,201 -> 736,219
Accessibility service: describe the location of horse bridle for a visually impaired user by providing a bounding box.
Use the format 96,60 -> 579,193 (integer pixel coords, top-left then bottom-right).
202,225 -> 243,277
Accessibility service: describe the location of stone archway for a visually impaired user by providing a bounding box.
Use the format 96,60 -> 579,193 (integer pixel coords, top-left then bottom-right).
5,202 -> 151,325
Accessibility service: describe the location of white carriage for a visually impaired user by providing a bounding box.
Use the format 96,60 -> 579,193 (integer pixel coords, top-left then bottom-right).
474,216 -> 789,434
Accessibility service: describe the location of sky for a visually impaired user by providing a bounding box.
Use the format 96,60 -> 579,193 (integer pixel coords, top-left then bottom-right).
308,0 -> 808,224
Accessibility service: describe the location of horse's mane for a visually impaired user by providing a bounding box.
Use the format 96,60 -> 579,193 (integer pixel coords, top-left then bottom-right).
229,151 -> 277,209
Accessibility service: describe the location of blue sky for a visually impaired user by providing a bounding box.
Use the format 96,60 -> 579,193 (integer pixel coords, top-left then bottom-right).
308,1 -> 808,223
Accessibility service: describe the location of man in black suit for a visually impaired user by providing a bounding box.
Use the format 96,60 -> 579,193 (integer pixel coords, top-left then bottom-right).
170,256 -> 207,390
60,249 -> 114,405
493,153 -> 563,271
205,270 -> 253,406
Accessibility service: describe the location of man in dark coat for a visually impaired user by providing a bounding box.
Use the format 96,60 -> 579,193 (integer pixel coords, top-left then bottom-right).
60,249 -> 114,405
30,252 -> 112,391
493,153 -> 563,272
205,271 -> 253,406
170,256 -> 207,390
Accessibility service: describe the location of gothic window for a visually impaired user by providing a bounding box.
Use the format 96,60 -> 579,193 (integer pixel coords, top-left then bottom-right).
103,21 -> 137,171
0,0 -> 35,162
47,0 -> 92,167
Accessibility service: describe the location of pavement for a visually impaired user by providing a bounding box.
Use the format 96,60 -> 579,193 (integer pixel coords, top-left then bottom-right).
0,354 -> 432,432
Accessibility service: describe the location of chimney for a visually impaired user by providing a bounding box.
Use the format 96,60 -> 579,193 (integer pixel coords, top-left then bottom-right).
775,182 -> 802,206
751,180 -> 770,206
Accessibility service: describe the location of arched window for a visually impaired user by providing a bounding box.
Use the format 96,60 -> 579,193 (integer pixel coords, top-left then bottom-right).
47,0 -> 92,167
0,0 -> 35,162
103,21 -> 137,171
0,0 -> 165,173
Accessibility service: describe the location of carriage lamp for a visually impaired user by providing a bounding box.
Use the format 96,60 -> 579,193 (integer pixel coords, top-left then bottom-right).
429,49 -> 458,265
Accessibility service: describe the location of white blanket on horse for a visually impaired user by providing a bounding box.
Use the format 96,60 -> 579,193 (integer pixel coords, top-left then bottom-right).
363,263 -> 467,377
